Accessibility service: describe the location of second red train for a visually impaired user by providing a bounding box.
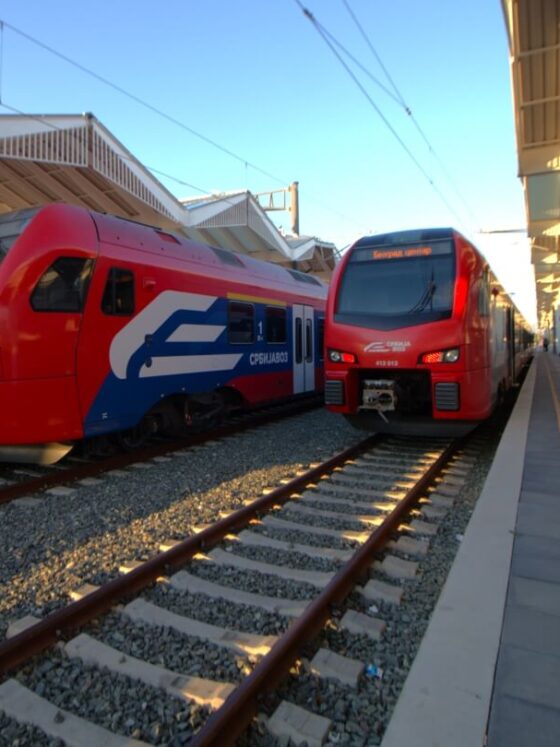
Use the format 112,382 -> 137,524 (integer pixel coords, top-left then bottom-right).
324,227 -> 533,435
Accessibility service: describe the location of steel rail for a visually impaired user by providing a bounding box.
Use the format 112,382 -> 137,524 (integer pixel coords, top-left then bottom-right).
0,434 -> 380,674
0,396 -> 320,506
189,437 -> 463,747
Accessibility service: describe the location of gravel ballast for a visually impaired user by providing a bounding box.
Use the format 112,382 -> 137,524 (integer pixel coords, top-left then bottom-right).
0,409 -> 360,637
0,407 -> 509,746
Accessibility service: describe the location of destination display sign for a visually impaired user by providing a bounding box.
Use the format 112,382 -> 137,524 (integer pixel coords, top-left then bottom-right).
372,246 -> 433,260
350,240 -> 454,263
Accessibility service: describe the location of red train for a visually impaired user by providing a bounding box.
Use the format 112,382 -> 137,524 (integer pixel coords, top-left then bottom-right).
324,228 -> 533,435
0,204 -> 326,463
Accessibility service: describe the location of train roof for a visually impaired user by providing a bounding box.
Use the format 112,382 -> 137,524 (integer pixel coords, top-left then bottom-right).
353,228 -> 457,248
92,209 -> 326,295
14,204 -> 327,301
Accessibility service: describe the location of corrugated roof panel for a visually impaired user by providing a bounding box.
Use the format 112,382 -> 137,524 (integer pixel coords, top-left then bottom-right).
0,114 -> 336,284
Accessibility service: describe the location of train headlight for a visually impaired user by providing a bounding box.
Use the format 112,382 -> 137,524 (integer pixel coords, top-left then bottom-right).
328,348 -> 357,364
420,347 -> 460,364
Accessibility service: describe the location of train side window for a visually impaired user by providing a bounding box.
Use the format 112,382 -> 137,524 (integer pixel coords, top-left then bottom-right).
478,272 -> 490,316
101,268 -> 135,315
305,319 -> 313,362
265,306 -> 287,343
295,317 -> 303,363
31,257 -> 94,312
228,301 -> 254,344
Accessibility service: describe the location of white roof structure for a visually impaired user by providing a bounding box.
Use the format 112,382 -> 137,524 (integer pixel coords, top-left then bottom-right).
502,0 -> 560,327
284,235 -> 339,281
0,112 -> 336,278
181,191 -> 294,262
0,113 -> 186,228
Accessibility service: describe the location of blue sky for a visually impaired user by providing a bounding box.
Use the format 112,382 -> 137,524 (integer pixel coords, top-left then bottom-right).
0,0 -> 536,323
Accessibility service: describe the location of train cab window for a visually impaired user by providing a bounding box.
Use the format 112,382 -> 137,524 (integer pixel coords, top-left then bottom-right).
31,257 -> 94,312
228,301 -> 254,344
335,238 -> 455,330
101,268 -> 135,315
265,306 -> 287,343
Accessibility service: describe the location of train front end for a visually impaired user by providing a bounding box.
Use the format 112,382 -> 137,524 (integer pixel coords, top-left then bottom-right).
324,228 -> 489,436
0,205 -> 98,463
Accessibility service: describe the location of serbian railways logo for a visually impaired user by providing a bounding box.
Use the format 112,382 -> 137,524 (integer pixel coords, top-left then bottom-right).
109,290 -> 242,380
364,340 -> 411,353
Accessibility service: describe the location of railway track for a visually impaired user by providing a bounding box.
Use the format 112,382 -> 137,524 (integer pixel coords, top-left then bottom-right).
0,431 -> 479,746
0,395 -> 321,508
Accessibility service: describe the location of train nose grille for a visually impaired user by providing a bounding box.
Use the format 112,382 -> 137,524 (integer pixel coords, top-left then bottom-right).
434,382 -> 459,411
325,380 -> 345,405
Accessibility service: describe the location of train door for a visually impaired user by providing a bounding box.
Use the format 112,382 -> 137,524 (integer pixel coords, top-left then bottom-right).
76,258 -> 138,434
293,304 -> 315,393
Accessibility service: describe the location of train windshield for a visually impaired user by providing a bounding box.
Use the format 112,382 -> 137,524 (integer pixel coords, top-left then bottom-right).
0,208 -> 39,262
336,239 -> 455,330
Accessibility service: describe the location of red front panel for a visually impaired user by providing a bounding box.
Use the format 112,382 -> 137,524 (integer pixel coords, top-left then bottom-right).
324,231 -> 494,425
0,205 -> 99,444
0,378 -> 83,443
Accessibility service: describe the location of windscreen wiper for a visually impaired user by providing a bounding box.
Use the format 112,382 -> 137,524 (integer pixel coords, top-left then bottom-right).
407,277 -> 436,313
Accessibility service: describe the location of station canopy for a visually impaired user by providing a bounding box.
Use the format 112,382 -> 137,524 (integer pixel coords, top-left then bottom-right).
502,0 -> 560,328
0,112 -> 335,278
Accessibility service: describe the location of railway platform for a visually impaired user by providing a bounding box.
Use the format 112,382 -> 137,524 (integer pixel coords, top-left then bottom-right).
381,350 -> 560,747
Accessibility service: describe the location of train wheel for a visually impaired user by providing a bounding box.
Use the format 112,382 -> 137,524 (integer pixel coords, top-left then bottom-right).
81,436 -> 117,459
116,418 -> 156,451
184,394 -> 224,431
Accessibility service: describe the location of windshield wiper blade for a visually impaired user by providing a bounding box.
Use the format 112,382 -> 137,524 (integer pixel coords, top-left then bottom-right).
407,279 -> 436,313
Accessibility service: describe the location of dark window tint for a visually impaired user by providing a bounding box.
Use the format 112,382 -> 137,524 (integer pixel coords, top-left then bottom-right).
101,268 -> 135,315
336,243 -> 455,330
478,271 -> 490,316
210,246 -> 245,267
265,306 -> 287,343
287,269 -> 322,286
0,208 -> 38,262
228,301 -> 254,343
305,319 -> 313,362
317,318 -> 325,360
295,318 -> 303,363
31,257 -> 94,312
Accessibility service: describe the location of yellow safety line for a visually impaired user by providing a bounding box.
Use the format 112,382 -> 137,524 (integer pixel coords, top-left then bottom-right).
227,292 -> 286,307
544,353 -> 560,432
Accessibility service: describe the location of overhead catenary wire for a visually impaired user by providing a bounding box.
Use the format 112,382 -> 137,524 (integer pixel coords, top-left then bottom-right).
0,21 -> 287,188
293,0 -> 470,233
0,19 -> 369,236
341,0 -> 407,109
339,0 -> 482,230
0,101 -> 229,200
0,100 -> 367,255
